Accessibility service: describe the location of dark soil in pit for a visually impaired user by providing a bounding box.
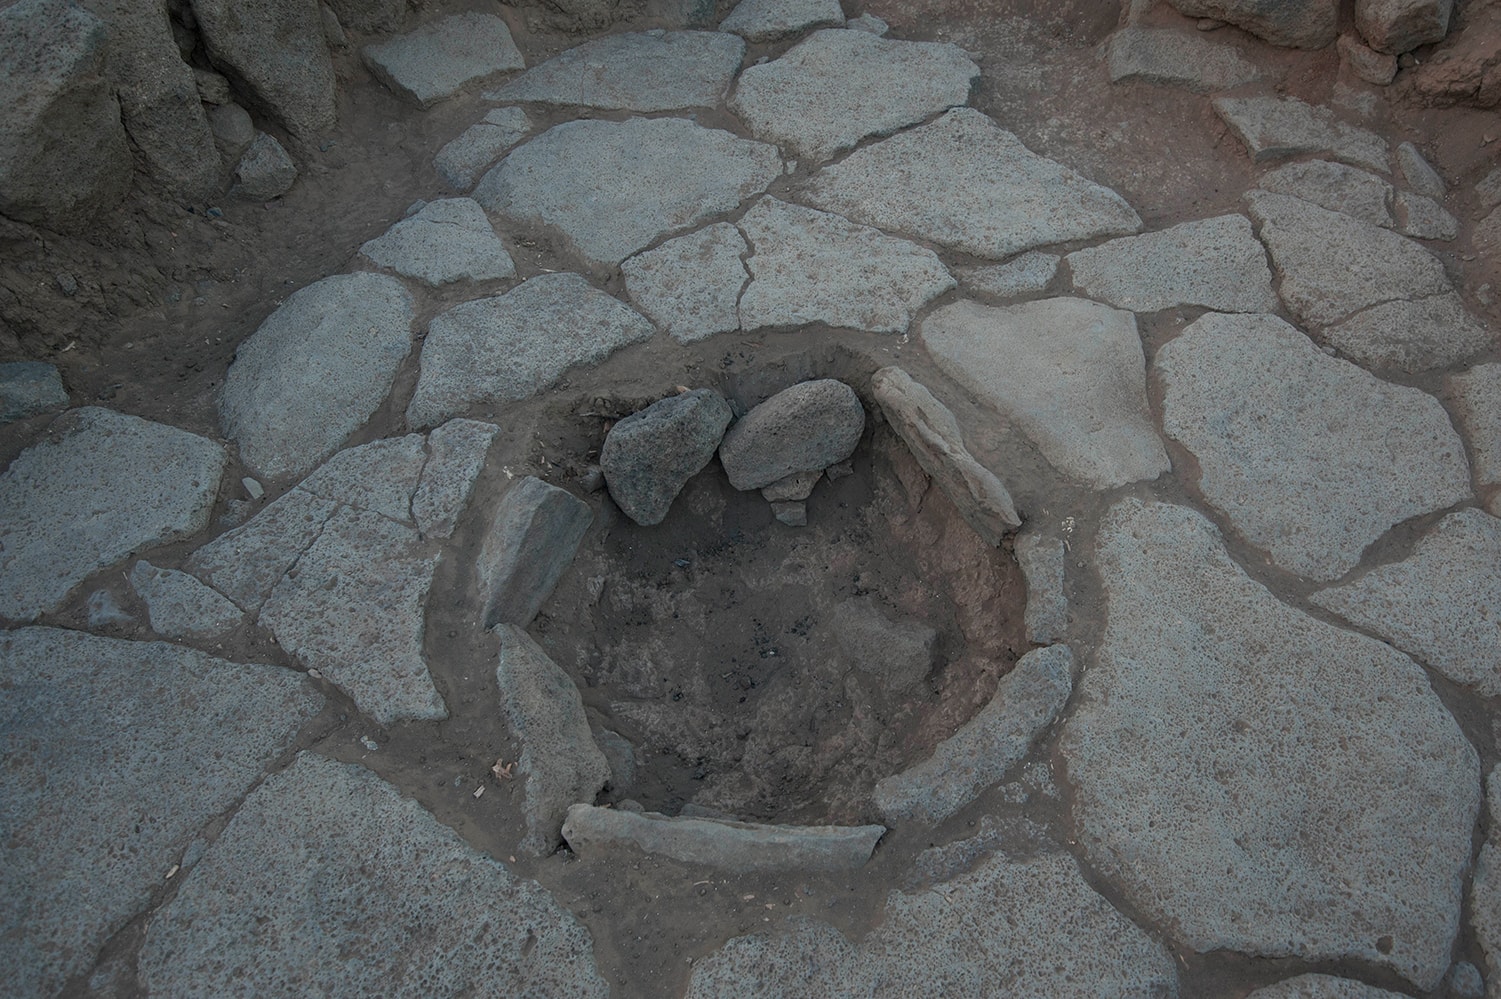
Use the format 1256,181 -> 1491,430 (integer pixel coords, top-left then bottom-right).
532,422 -> 1030,826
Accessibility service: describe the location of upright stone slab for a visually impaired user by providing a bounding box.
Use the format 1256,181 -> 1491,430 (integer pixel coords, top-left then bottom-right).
601,389 -> 734,526
920,298 -> 1168,490
1156,313 -> 1471,580
621,223 -> 749,343
362,13 -> 525,108
191,0 -> 337,137
138,753 -> 609,997
1,628 -> 321,999
719,0 -> 844,41
474,117 -> 781,268
718,379 -> 865,491
1061,498 -> 1479,988
359,198 -> 515,286
1106,26 -> 1264,92
221,272 -> 415,479
1397,141 -> 1446,198
412,419 -> 499,538
433,107 -> 531,191
478,476 -> 593,628
0,407 -> 226,622
729,29 -> 978,161
1214,96 -> 1389,172
803,108 -> 1142,259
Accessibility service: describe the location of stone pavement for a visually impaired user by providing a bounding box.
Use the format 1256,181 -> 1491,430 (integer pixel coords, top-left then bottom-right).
3,1 -> 1500,997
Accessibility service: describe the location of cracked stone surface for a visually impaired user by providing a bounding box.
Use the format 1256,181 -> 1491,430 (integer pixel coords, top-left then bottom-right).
358,197 -> 515,286
956,251 -> 1059,298
1214,95 -> 1390,172
621,222 -> 748,343
130,560 -> 245,641
1256,159 -> 1396,228
1320,292 -> 1491,372
434,107 -> 531,191
361,12 -> 525,108
719,0 -> 844,41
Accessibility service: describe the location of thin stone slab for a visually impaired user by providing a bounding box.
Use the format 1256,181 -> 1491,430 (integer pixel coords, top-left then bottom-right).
0,361 -> 66,423
1257,159 -> 1396,228
434,107 -> 531,191
138,753 -> 609,997
737,197 -> 954,333
601,389 -> 734,525
407,273 -> 656,428
719,0 -> 844,41
1395,189 -> 1458,240
563,805 -> 884,872
412,419 -> 499,538
0,407 -> 226,621
1246,975 -> 1410,998
361,12 -> 525,109
920,298 -> 1169,490
718,379 -> 865,491
296,434 -> 428,524
1061,498 -> 1479,989
485,30 -> 744,112
685,850 -> 1178,997
1214,96 -> 1390,172
621,223 -> 748,343
186,487 -> 339,613
1107,26 -> 1264,92
1449,363 -> 1501,488
1016,532 -> 1068,643
130,560 -> 245,641
359,198 -> 515,286
1066,214 -> 1277,313
221,272 -> 414,479
1312,509 -> 1501,696
956,252 -> 1059,298
259,507 -> 445,724
1321,292 -> 1490,372
730,29 -> 977,162
1157,313 -> 1470,580
803,108 -> 1142,259
1398,141 -> 1445,198
474,117 -> 780,268
477,476 -> 593,628
1,628 -> 321,999
497,626 -> 612,855
1246,191 -> 1451,326
870,366 -> 1020,545
874,644 -> 1072,824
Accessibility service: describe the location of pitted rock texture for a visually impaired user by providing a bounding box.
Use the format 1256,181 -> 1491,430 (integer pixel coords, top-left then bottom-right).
1156,312 -> 1470,580
130,560 -> 245,641
361,12 -> 525,108
1016,531 -> 1068,644
957,252 -> 1059,299
601,388 -> 734,525
1320,292 -> 1490,372
358,197 -> 515,286
477,476 -> 593,628
718,379 -> 865,491
803,108 -> 1142,259
621,223 -> 749,343
186,487 -> 339,614
1061,498 -> 1479,988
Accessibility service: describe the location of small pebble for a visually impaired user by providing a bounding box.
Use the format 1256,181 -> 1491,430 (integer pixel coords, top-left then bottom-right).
242,476 -> 265,500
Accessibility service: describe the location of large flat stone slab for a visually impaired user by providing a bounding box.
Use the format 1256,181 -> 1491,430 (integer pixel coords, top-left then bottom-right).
737,197 -> 954,333
1,628 -> 321,999
1156,312 -> 1471,580
138,753 -> 609,997
221,272 -> 414,480
1066,214 -> 1277,313
803,108 -> 1142,259
485,30 -> 743,111
186,487 -> 340,614
474,117 -> 780,268
920,297 -> 1168,490
1257,159 -> 1396,228
361,12 -> 524,108
1312,509 -> 1501,696
0,407 -> 226,621
407,273 -> 655,428
1214,96 -> 1390,172
433,107 -> 530,192
719,0 -> 844,41
729,28 -> 977,162
621,222 -> 748,343
1107,25 -> 1264,92
1320,292 -> 1491,373
1060,498 -> 1479,989
359,197 -> 515,286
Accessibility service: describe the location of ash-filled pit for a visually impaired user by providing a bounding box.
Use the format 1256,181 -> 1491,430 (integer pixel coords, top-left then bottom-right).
525,377 -> 1031,829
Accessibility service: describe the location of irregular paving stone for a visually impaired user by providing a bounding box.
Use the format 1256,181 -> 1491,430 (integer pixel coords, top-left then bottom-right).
719,0 -> 844,41
1338,32 -> 1398,85
0,407 -> 226,622
1398,140 -> 1446,198
956,252 -> 1059,298
1321,292 -> 1489,372
870,366 -> 1020,545
831,596 -> 936,692
359,197 -> 515,286
718,379 -> 865,491
433,107 -> 531,191
1,628 -> 321,999
601,389 -> 734,525
874,644 -> 1072,824
138,753 -> 609,997
192,0 -> 337,137
1106,26 -> 1264,92
737,198 -> 954,333
1061,498 -> 1479,988
920,298 -> 1168,490
730,29 -> 977,162
130,560 -> 245,641
1245,975 -> 1410,998
361,12 -> 525,108
1450,363 -> 1501,487
407,273 -> 655,428
0,361 -> 66,423
474,117 -> 781,268
1157,313 -> 1470,580
563,804 -> 885,871
1395,189 -> 1458,239
186,487 -> 339,613
685,850 -> 1178,997
1245,191 -> 1451,325
1474,771 -> 1501,999
485,30 -> 744,111
1166,0 -> 1337,48
259,507 -> 445,724
1214,96 -> 1390,172
1257,159 -> 1396,227
1066,214 -> 1277,313
411,419 -> 499,538
1016,531 -> 1067,644
497,626 -> 612,855
231,131 -> 297,200
1311,509 -> 1501,695
477,476 -> 593,628
803,108 -> 1143,259
221,272 -> 414,479
297,434 -> 428,524
1356,0 -> 1453,54
621,223 -> 748,343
